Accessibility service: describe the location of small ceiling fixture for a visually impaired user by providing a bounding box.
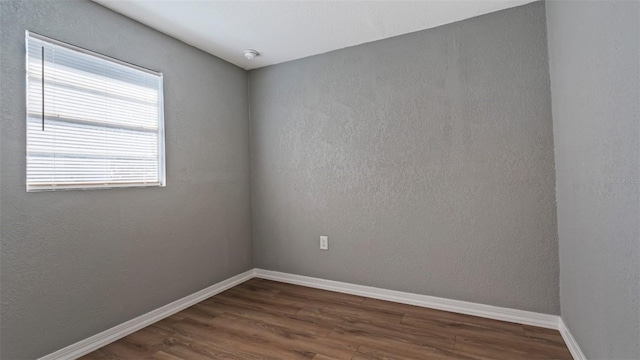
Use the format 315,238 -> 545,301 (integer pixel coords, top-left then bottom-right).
243,49 -> 259,60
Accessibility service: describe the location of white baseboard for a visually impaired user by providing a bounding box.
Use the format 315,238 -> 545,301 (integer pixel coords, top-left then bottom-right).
559,318 -> 587,360
254,269 -> 560,330
38,269 -> 256,360
40,268 -> 586,360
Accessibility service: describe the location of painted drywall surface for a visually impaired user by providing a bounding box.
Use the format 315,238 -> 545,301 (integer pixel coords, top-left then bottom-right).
250,2 -> 559,314
546,1 -> 640,358
92,0 -> 536,70
0,1 -> 252,358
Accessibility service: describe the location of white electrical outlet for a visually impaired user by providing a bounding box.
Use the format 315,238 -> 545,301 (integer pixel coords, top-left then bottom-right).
320,236 -> 328,250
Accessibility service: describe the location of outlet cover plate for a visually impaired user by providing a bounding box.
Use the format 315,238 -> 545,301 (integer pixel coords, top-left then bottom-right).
320,236 -> 328,250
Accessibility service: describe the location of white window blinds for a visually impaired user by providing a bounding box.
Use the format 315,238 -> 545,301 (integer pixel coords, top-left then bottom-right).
25,31 -> 165,191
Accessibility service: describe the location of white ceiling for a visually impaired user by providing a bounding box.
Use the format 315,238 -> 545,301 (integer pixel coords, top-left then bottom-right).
93,0 -> 536,70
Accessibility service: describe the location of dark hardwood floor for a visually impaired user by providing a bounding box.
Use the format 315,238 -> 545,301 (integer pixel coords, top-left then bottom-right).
80,278 -> 572,360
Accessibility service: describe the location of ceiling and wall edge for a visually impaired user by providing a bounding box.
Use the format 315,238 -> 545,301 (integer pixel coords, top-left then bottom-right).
91,0 -> 537,70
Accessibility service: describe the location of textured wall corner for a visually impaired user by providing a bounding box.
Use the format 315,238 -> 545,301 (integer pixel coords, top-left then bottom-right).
546,1 -> 640,358
249,2 -> 559,315
0,1 -> 252,358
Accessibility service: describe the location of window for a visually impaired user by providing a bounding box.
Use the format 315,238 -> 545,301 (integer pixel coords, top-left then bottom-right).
25,31 -> 165,191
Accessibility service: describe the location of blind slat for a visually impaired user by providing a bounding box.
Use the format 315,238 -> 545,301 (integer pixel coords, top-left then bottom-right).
26,32 -> 165,191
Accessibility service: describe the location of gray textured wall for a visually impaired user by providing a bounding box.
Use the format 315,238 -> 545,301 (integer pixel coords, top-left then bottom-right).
0,1 -> 252,359
250,2 -> 559,315
546,1 -> 640,358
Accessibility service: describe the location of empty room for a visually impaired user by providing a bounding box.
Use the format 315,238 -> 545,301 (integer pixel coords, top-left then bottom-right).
0,0 -> 638,359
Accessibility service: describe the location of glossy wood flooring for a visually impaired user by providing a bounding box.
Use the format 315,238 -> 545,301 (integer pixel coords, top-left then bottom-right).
80,278 -> 572,360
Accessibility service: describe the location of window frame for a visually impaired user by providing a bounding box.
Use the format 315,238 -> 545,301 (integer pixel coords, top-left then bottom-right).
25,31 -> 166,192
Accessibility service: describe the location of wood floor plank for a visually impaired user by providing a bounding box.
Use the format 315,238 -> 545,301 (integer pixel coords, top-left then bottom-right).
120,323 -> 174,347
148,350 -> 185,360
460,328 -> 572,356
362,298 -> 524,335
196,300 -> 335,336
452,328 -> 571,358
253,279 -> 366,306
351,346 -> 417,360
189,302 -> 227,318
77,351 -> 113,360
156,337 -> 238,360
209,313 -> 358,359
168,318 -> 311,359
400,314 -> 526,344
227,282 -> 282,298
82,279 -> 572,360
159,335 -> 279,360
327,320 -> 455,353
523,325 -> 566,345
159,333 -> 287,360
351,345 -> 487,360
150,351 -> 183,360
84,325 -> 172,359
311,354 -> 340,360
455,335 -> 573,360
171,306 -> 218,324
93,338 -> 159,359
200,294 -> 296,318
295,301 -> 403,326
214,287 -> 304,315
